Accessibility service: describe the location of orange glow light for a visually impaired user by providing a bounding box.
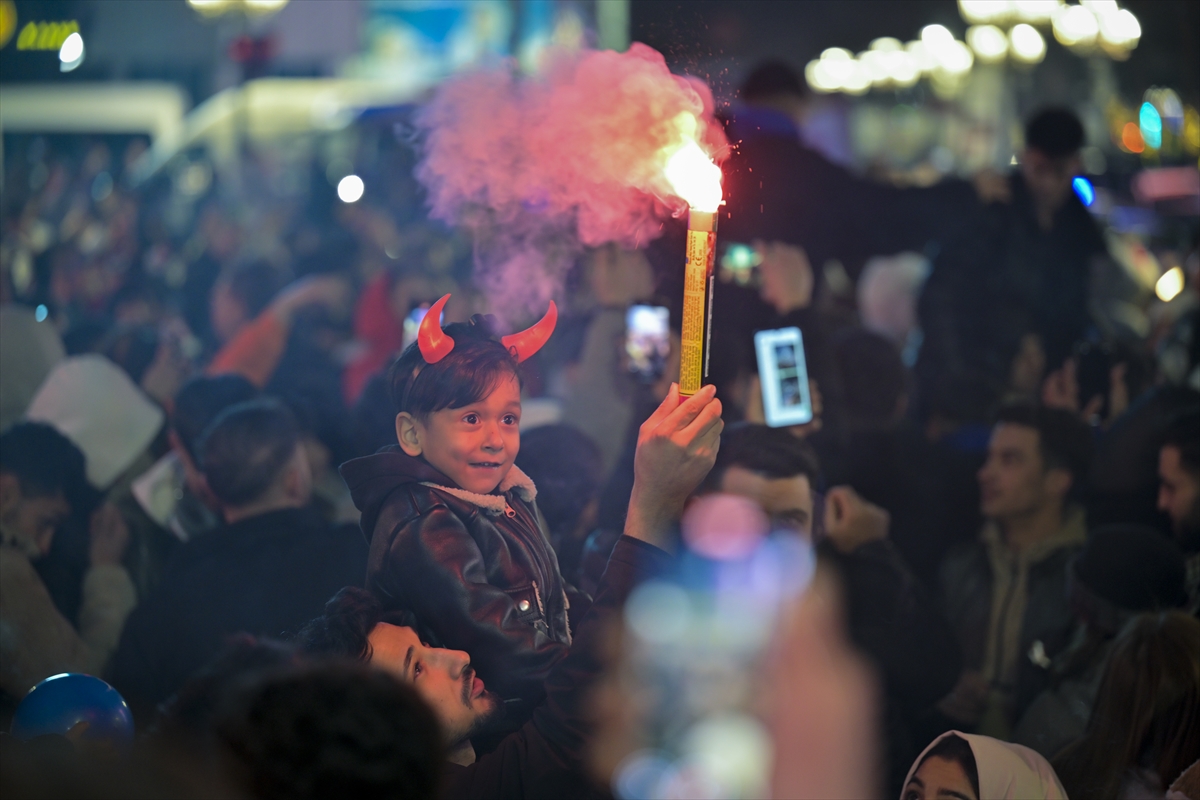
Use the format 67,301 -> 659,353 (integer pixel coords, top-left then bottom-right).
1121,122 -> 1145,154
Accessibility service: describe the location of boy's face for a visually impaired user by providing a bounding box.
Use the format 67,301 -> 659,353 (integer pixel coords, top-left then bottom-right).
398,374 -> 522,494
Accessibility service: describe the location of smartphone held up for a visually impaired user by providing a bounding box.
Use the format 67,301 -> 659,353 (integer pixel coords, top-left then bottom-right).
754,327 -> 813,428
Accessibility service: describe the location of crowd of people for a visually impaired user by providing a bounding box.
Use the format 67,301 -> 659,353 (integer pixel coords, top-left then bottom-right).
1,60 -> 1198,799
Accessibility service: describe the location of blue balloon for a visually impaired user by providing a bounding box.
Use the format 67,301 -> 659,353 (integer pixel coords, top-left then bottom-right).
11,673 -> 134,750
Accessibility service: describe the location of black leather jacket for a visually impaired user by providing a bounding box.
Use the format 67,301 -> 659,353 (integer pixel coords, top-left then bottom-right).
340,447 -> 570,706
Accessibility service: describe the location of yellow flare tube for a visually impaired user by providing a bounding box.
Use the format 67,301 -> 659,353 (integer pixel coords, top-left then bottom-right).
679,209 -> 716,396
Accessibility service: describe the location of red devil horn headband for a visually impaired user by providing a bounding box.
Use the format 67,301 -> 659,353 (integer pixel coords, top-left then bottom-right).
417,294 -> 558,365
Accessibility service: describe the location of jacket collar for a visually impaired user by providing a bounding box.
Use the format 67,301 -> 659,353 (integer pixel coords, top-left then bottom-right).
982,504 -> 1087,567
421,465 -> 537,517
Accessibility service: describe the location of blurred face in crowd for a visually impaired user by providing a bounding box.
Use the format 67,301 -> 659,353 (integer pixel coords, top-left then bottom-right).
903,755 -> 979,800
978,423 -> 1069,522
396,375 -> 521,495
1158,445 -> 1200,550
0,474 -> 70,557
367,622 -> 501,747
718,465 -> 813,537
1020,147 -> 1081,219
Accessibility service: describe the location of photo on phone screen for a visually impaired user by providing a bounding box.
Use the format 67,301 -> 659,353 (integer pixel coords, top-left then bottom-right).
755,327 -> 813,428
626,305 -> 670,383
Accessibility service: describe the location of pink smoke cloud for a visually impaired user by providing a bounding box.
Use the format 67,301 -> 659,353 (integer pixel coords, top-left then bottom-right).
414,43 -> 729,320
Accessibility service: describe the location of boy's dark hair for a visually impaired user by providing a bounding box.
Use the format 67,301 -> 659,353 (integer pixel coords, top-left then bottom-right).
173,374 -> 260,459
1025,107 -> 1085,159
295,587 -> 419,661
0,422 -> 90,502
1161,410 -> 1199,475
220,260 -> 290,319
216,662 -> 443,800
387,317 -> 522,419
915,734 -> 980,800
514,425 -> 603,537
198,399 -> 300,508
994,403 -> 1094,491
704,422 -> 821,492
740,60 -> 808,103
831,327 -> 908,424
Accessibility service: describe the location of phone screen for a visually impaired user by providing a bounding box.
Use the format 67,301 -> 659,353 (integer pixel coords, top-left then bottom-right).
754,327 -> 813,428
626,305 -> 671,383
402,302 -> 439,351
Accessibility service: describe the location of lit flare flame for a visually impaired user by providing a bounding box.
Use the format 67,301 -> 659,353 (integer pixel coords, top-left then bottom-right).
663,113 -> 723,213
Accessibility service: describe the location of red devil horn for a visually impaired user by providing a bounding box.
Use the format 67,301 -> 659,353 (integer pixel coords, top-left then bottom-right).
501,301 -> 557,363
417,294 -> 455,364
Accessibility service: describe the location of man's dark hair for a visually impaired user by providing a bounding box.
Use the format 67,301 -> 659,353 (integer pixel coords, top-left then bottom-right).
831,328 -> 908,424
915,734 -> 980,800
156,634 -> 298,747
994,403 -> 1094,490
1162,410 -> 1199,475
740,60 -> 808,104
1025,107 -> 1085,159
221,260 -> 290,319
198,399 -> 300,508
388,316 -> 522,420
0,422 -> 89,503
704,423 -> 821,491
173,374 -> 259,459
216,662 -> 443,800
295,587 -> 419,660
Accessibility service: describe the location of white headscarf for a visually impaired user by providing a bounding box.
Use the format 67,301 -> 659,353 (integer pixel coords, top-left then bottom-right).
902,730 -> 1068,800
25,355 -> 164,489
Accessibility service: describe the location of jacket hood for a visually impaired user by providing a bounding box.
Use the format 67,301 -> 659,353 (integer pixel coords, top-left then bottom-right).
340,446 -> 536,540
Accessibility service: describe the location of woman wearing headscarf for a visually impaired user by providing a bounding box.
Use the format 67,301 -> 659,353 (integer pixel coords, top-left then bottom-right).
901,731 -> 1067,800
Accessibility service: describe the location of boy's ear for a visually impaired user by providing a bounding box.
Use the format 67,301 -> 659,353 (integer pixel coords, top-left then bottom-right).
395,412 -> 423,457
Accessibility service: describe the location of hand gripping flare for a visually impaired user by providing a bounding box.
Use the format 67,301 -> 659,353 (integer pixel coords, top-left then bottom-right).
417,294 -> 558,364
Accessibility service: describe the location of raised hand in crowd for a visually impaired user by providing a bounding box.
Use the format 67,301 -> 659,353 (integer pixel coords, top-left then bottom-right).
757,239 -> 814,315
271,274 -> 353,325
627,382 -> 723,549
588,244 -> 655,308
765,569 -> 881,800
88,503 -> 131,568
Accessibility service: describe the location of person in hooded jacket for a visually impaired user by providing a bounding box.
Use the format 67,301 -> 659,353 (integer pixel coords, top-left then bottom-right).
339,296 -> 570,715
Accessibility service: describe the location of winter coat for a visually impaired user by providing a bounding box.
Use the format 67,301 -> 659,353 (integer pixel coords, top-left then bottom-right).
341,447 -> 570,708
442,535 -> 669,799
107,507 -> 367,716
0,530 -> 136,702
940,507 -> 1087,733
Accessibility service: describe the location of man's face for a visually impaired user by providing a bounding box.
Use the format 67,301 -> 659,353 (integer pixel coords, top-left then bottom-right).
0,474 -> 70,557
1019,148 -> 1080,215
367,622 -> 501,746
718,465 -> 813,536
1158,445 -> 1200,550
401,374 -> 522,495
978,423 -> 1062,521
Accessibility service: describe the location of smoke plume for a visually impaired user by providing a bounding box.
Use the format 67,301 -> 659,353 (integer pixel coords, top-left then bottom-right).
414,43 -> 729,320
